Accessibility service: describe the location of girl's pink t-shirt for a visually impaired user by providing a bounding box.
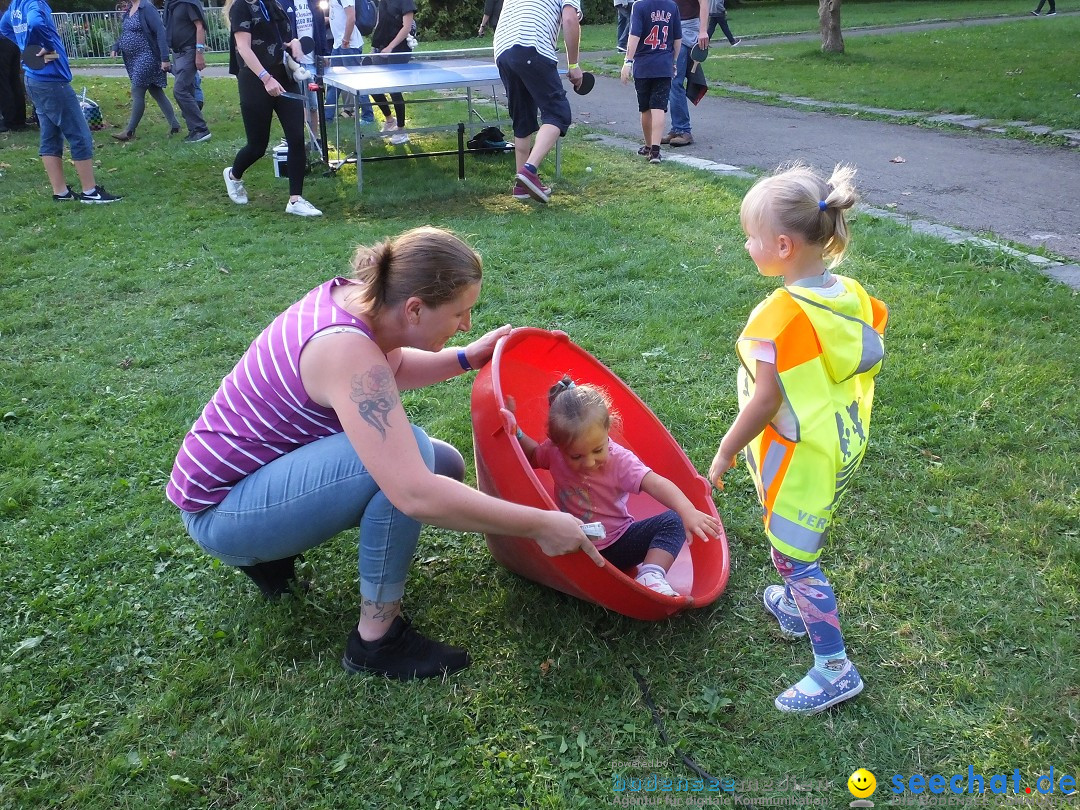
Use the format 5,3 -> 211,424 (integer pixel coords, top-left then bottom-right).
533,439 -> 650,549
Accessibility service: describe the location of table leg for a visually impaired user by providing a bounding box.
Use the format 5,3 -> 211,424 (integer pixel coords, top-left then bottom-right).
354,95 -> 364,193
458,123 -> 465,180
316,83 -> 329,164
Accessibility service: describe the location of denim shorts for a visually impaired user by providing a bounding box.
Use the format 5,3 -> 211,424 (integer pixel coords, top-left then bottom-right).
26,77 -> 95,161
635,76 -> 672,113
496,45 -> 572,138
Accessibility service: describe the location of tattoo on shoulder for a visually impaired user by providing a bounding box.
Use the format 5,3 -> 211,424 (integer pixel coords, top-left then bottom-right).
350,366 -> 397,439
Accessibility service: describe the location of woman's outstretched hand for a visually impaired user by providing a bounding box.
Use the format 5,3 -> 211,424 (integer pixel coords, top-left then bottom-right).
533,511 -> 606,566
463,324 -> 512,370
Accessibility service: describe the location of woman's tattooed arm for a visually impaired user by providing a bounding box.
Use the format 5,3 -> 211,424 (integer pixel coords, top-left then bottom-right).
349,366 -> 398,439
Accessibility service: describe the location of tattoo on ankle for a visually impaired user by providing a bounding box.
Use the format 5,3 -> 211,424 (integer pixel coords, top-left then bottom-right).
361,599 -> 395,622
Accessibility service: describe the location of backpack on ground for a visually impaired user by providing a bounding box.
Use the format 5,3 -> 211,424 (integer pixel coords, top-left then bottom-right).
468,126 -> 509,152
79,88 -> 104,131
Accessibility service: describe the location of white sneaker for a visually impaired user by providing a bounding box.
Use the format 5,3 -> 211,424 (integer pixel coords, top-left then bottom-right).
285,196 -> 322,217
223,167 -> 248,205
636,568 -> 679,597
382,120 -> 397,134
389,131 -> 410,145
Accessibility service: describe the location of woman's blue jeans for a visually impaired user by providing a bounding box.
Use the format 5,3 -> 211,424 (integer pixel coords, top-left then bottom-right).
181,426 -> 463,602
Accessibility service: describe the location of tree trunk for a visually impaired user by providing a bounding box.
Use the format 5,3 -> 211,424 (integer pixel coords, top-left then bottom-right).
819,0 -> 844,53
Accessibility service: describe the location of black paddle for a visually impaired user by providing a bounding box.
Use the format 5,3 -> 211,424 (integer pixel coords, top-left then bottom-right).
573,71 -> 595,96
299,35 -> 316,55
690,43 -> 709,64
21,44 -> 55,70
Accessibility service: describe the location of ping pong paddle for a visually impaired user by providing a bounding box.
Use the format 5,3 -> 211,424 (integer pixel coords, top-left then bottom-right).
299,35 -> 316,54
21,44 -> 54,70
690,44 -> 709,64
573,71 -> 595,96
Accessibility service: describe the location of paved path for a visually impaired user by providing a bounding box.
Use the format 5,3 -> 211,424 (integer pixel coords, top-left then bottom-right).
568,13 -> 1080,277
74,14 -> 1080,282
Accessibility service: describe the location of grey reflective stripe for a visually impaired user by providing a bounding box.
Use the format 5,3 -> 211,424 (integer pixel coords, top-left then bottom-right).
769,512 -> 827,555
760,440 -> 786,494
856,323 -> 884,375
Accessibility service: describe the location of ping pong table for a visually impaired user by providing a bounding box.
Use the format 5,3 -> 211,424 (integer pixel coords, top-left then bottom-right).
320,48 -> 533,193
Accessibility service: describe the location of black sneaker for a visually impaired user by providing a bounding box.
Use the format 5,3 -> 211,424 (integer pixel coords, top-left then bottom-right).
649,148 -> 662,164
184,130 -> 212,143
79,185 -> 122,204
238,554 -> 306,600
53,185 -> 77,201
342,615 -> 471,680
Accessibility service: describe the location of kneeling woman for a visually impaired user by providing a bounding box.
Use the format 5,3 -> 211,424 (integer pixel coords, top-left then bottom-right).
167,228 -> 604,680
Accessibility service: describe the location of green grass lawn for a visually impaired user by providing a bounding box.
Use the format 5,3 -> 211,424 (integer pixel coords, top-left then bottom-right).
1,76 -> 1078,810
702,18 -> 1080,131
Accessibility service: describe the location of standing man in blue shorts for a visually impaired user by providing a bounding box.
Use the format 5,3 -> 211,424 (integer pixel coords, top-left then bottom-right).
493,0 -> 583,204
662,0 -> 707,147
2,0 -> 122,202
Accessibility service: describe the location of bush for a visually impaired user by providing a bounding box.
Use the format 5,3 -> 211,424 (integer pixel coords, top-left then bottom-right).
414,0 -> 615,40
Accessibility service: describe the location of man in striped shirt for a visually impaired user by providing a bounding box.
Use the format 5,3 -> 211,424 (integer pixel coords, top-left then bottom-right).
493,0 -> 583,204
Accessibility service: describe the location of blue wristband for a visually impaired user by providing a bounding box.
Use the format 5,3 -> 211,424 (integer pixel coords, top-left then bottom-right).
516,427 -> 525,439
457,348 -> 473,371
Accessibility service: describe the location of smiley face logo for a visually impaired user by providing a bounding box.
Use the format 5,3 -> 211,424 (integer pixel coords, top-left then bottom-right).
848,768 -> 877,798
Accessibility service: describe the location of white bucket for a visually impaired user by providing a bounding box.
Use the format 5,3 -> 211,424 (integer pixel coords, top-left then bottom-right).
272,144 -> 289,178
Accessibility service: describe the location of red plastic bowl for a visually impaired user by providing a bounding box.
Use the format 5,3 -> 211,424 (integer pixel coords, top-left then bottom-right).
471,328 -> 730,621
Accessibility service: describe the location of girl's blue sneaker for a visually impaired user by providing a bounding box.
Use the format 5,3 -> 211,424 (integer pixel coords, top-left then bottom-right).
763,585 -> 808,638
774,661 -> 864,714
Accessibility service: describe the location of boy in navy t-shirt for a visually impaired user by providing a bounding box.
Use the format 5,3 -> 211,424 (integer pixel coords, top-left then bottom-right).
620,0 -> 682,163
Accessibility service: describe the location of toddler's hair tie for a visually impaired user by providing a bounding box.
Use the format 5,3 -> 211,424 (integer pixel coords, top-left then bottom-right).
818,200 -> 828,211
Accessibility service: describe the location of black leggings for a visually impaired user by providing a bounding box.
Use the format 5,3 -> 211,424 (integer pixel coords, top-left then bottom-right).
233,67 -> 307,197
370,92 -> 405,127
368,47 -> 410,127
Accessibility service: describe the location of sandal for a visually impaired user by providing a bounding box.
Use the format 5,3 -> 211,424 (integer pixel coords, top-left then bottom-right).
774,661 -> 863,714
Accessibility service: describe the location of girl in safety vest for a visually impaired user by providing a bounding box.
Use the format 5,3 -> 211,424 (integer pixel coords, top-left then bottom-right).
709,163 -> 888,715
512,375 -> 720,597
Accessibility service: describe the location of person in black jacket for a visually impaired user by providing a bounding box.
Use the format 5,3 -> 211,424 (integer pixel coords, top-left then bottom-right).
0,34 -> 27,130
164,0 -> 211,141
477,0 -> 502,35
110,0 -> 181,141
369,0 -> 414,144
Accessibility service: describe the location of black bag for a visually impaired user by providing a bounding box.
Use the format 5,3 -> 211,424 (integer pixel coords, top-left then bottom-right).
356,0 -> 377,36
468,126 -> 509,152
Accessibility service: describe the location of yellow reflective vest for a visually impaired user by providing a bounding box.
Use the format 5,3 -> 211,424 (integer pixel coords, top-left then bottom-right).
736,276 -> 888,562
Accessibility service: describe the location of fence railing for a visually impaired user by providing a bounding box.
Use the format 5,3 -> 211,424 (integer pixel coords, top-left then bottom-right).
52,9 -> 230,60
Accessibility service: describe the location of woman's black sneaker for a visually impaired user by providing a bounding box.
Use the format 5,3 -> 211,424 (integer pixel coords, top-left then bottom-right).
238,554 -> 306,600
342,616 -> 471,680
